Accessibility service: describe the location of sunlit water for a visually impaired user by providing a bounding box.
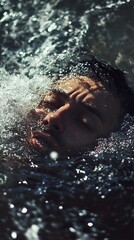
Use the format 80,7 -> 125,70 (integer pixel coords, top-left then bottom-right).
0,0 -> 134,239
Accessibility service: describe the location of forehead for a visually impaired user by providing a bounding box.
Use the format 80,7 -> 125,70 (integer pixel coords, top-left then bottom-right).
52,75 -> 121,129
53,75 -> 105,94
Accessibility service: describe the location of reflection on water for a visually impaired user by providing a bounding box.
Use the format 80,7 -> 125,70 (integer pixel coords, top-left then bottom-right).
0,0 -> 134,239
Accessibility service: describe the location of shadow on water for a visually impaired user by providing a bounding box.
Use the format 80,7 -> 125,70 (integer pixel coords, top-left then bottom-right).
0,0 -> 134,239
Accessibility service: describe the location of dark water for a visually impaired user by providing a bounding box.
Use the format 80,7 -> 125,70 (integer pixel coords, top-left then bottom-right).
0,0 -> 134,239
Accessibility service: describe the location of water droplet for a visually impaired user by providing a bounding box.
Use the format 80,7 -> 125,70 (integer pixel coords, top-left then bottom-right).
69,227 -> 76,233
22,207 -> 27,213
11,231 -> 17,239
49,151 -> 59,160
22,180 -> 28,184
0,173 -> 7,185
10,204 -> 14,209
25,224 -> 40,240
48,23 -> 57,32
87,222 -> 93,227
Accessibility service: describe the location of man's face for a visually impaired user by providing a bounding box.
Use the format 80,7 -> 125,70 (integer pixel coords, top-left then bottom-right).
26,76 -> 122,155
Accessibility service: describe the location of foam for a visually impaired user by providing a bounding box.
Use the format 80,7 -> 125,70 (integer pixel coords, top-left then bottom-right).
0,68 -> 51,136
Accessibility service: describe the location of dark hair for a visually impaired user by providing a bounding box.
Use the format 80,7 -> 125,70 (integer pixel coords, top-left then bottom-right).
70,56 -> 134,115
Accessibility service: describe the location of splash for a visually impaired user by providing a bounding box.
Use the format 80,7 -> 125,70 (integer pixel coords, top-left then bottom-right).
0,68 -> 51,134
0,68 -> 52,160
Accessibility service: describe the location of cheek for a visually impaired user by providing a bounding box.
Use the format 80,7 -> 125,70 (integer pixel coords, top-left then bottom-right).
102,104 -> 120,133
61,123 -> 96,147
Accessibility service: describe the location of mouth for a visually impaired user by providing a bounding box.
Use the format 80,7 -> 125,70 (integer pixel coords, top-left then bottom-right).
27,129 -> 61,153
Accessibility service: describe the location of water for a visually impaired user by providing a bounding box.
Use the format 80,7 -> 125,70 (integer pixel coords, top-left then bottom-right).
0,0 -> 134,239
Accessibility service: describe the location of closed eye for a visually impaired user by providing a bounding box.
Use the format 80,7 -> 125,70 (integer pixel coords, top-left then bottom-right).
80,117 -> 91,130
83,103 -> 102,121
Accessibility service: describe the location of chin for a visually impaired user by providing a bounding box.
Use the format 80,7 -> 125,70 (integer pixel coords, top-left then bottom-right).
26,140 -> 97,159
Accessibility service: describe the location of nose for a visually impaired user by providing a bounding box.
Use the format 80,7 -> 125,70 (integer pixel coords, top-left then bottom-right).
42,104 -> 70,133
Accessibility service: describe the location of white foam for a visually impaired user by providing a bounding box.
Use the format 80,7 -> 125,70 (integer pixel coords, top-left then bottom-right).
25,224 -> 40,240
0,68 -> 51,136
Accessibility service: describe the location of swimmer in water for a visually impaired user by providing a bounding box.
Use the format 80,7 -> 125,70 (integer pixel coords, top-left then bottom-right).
26,57 -> 134,156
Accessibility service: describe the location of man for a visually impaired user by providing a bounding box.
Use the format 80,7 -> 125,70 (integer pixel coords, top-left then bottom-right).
26,57 -> 134,156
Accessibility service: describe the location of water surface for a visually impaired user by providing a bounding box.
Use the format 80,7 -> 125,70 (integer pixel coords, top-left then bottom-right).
0,0 -> 134,239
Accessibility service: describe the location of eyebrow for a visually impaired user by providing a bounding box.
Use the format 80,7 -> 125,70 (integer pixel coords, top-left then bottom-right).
51,78 -> 91,97
51,88 -> 68,99
77,77 -> 91,90
51,88 -> 102,121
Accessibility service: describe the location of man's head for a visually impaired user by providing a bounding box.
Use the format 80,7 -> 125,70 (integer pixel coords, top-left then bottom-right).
26,57 -> 134,156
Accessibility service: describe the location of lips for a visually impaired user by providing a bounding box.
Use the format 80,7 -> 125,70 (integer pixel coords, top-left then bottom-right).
27,129 -> 60,152
26,108 -> 61,153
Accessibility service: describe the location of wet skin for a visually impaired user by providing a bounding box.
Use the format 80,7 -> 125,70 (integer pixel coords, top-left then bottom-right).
26,75 -> 122,156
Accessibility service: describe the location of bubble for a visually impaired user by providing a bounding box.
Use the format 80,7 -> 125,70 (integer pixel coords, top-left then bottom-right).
22,207 -> 27,214
49,151 -> 59,160
69,227 -> 76,233
87,222 -> 93,227
79,210 -> 87,216
22,180 -> 28,185
0,173 -> 7,185
11,231 -> 17,239
25,224 -> 40,240
48,23 -> 57,32
9,204 -> 14,209
59,206 -> 63,210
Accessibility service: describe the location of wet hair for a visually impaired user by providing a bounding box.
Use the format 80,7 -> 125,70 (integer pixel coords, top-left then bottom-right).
70,56 -> 134,115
